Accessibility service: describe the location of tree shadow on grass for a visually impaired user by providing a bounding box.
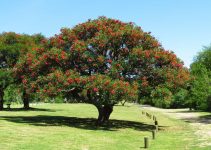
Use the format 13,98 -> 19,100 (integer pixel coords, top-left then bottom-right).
182,114 -> 211,124
0,115 -> 156,131
168,109 -> 211,124
169,110 -> 203,113
2,107 -> 56,112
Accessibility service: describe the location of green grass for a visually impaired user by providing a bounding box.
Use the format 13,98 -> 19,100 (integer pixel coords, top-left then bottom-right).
0,103 -> 203,150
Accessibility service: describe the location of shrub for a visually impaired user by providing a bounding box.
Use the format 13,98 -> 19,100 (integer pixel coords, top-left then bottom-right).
151,86 -> 172,108
206,95 -> 211,111
171,89 -> 188,108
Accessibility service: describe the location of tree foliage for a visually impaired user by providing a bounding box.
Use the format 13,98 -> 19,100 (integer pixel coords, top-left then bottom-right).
187,46 -> 211,111
14,17 -> 189,123
193,45 -> 211,71
0,32 -> 45,110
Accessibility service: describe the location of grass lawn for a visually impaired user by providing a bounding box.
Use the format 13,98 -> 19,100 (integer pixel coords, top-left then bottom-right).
0,103 -> 200,150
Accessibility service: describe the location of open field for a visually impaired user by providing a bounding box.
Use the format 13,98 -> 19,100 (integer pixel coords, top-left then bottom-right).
0,103 -> 210,150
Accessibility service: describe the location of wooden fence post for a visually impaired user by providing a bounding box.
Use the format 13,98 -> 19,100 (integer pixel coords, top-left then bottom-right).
153,115 -> 156,120
144,137 -> 149,148
152,130 -> 156,139
155,125 -> 158,132
155,120 -> 158,125
149,114 -> 152,119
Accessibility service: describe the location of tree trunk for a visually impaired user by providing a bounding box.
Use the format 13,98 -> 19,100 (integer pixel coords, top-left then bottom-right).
121,100 -> 126,106
0,90 -> 4,110
23,90 -> 30,109
96,105 -> 113,125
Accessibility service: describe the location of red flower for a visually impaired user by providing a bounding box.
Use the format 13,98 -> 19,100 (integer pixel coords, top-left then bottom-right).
107,59 -> 112,63
74,78 -> 80,83
93,88 -> 99,92
22,79 -> 27,84
61,54 -> 66,60
61,51 -> 67,60
104,80 -> 110,86
154,55 -> 160,59
55,57 -> 59,63
82,80 -> 86,84
111,90 -> 115,94
113,83 -> 117,88
67,78 -> 74,84
88,58 -> 92,62
43,54 -> 48,59
125,82 -> 129,86
145,51 -> 150,58
116,63 -> 121,67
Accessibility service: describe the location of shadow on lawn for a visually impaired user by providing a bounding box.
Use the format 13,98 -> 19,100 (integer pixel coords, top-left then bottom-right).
168,109 -> 211,124
182,114 -> 211,124
0,115 -> 155,131
169,110 -> 203,113
2,107 -> 56,112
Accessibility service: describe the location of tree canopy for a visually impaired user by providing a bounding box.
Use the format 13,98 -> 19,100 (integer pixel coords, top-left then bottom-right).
14,17 -> 190,124
187,45 -> 211,111
0,32 -> 45,110
193,45 -> 211,71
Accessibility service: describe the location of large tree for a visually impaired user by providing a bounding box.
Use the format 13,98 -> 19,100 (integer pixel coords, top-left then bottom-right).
14,17 -> 189,124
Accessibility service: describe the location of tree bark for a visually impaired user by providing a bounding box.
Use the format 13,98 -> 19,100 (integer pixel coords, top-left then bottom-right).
87,90 -> 113,125
23,90 -> 30,109
121,100 -> 126,106
96,105 -> 113,125
0,89 -> 4,110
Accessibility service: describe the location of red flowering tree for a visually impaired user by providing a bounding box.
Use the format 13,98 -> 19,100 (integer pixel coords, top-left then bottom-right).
14,17 -> 189,124
0,32 -> 45,110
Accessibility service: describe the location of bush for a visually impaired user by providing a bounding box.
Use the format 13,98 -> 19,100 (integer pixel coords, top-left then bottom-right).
188,45 -> 211,111
54,94 -> 64,103
171,89 -> 188,108
152,99 -> 170,108
207,95 -> 211,111
4,84 -> 22,104
151,86 -> 172,108
187,63 -> 211,111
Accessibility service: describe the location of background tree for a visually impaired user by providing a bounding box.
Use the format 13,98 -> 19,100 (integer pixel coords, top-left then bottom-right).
187,45 -> 211,111
14,17 -> 189,124
193,45 -> 211,70
0,32 -> 45,110
0,69 -> 12,109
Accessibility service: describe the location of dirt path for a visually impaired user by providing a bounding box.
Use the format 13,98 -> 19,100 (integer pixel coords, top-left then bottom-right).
141,106 -> 211,148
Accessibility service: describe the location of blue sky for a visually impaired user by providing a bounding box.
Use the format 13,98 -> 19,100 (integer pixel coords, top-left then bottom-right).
1,0 -> 211,67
